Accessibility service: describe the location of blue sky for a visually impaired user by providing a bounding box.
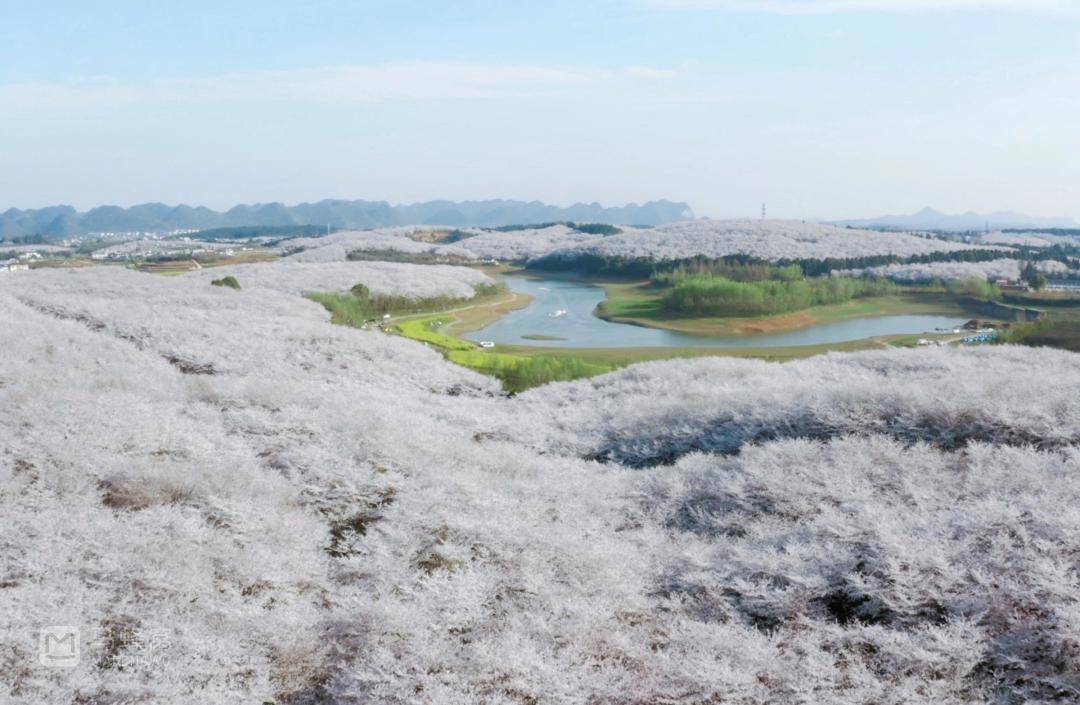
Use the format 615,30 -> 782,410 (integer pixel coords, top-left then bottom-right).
1,0 -> 1078,218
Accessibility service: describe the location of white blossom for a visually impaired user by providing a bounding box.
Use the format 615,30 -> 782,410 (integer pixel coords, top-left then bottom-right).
542,219 -> 1008,263
2,265 -> 1078,704
184,260 -> 493,299
92,239 -> 239,257
840,258 -> 1074,282
979,231 -> 1080,248
448,225 -> 612,260
280,227 -> 478,262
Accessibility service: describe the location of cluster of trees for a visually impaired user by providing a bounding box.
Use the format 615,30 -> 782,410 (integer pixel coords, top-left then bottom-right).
346,248 -> 475,265
943,277 -> 1002,300
443,229 -> 477,243
187,224 -> 335,241
1003,227 -> 1080,237
491,221 -> 622,235
1,233 -> 51,245
529,248 -> 1019,280
532,251 -> 1031,317
1021,262 -> 1049,290
210,276 -> 241,290
793,248 -> 1014,277
662,273 -> 898,317
528,252 -> 660,277
654,259 -> 803,285
1011,243 -> 1080,266
573,223 -> 623,236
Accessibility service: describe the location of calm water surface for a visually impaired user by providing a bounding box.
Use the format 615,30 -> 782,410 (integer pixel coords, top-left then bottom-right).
466,276 -> 966,349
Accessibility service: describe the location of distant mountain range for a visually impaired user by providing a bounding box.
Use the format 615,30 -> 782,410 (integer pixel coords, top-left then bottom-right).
831,207 -> 1078,232
0,199 -> 694,240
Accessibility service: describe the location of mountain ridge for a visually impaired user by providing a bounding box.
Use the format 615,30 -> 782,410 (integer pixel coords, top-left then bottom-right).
0,198 -> 694,240
831,207 -> 1078,231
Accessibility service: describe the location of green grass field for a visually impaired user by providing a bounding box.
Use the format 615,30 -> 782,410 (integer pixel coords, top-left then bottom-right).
390,316 -> 615,391
396,317 -> 477,351
308,286 -> 611,391
446,349 -> 614,392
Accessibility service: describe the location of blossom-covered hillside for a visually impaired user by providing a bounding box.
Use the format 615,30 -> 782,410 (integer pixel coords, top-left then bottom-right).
184,260 -> 493,299
979,231 -> 1080,248
0,243 -> 72,256
281,227 -> 478,263
91,239 -> 239,258
445,224 -> 616,261
840,258 -> 1073,283
283,221 -> 1002,267
279,224 -> 616,263
2,266 -> 1078,704
540,219 -> 1005,263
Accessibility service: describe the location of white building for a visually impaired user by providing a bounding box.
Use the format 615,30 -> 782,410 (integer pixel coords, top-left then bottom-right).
2,260 -> 31,272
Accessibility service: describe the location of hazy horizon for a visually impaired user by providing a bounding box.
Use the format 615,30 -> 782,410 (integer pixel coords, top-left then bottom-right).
3,1 -> 1079,219
3,198 -> 1077,228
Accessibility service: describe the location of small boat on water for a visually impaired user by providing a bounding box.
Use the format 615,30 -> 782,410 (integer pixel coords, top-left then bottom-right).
547,309 -> 567,318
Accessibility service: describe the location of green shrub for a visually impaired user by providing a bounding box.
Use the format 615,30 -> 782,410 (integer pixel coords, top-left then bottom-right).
496,356 -> 611,392
443,229 -> 478,243
573,223 -> 622,236
471,282 -> 505,298
945,277 -> 1001,300
305,292 -> 373,327
211,276 -> 241,290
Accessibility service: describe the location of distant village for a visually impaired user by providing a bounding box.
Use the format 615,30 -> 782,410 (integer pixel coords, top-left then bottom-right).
994,276 -> 1080,293
1,229 -> 266,272
88,238 -> 246,261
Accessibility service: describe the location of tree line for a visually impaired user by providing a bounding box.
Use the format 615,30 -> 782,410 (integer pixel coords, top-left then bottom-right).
528,248 -> 1022,279
660,272 -> 898,317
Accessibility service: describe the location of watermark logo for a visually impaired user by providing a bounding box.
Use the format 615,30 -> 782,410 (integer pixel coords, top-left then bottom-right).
39,626 -> 80,667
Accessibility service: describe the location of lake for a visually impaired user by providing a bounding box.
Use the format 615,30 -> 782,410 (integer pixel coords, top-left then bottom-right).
465,275 -> 966,349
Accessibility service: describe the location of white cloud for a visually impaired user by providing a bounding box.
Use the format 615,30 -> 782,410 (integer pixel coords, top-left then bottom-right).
624,65 -> 682,79
0,61 -> 679,112
161,62 -> 608,103
653,0 -> 1065,12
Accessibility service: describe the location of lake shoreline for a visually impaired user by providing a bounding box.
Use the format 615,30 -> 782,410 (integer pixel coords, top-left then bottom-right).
464,273 -> 970,350
591,279 -> 981,336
